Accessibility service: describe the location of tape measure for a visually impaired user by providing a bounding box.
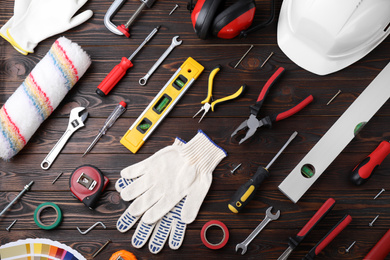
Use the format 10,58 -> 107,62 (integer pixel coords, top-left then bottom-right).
109,250 -> 137,260
120,57 -> 204,153
69,165 -> 109,209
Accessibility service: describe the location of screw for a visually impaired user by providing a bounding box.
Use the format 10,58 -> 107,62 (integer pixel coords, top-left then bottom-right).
169,4 -> 179,15
260,52 -> 274,68
234,45 -> 254,68
374,188 -> 385,199
231,163 -> 242,174
346,241 -> 356,253
326,90 -> 342,105
6,219 -> 17,231
369,215 -> 379,227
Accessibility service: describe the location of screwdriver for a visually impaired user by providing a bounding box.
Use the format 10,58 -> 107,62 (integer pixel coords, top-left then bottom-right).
96,26 -> 160,96
278,198 -> 336,260
82,101 -> 127,157
228,131 -> 297,213
350,140 -> 390,185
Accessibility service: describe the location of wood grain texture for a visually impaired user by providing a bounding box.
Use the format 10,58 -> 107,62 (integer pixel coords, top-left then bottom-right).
1,0 -> 390,259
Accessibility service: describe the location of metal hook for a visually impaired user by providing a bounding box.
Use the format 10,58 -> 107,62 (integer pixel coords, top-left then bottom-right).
77,221 -> 106,235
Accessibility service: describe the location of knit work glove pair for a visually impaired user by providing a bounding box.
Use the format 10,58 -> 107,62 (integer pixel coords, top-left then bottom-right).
115,131 -> 227,253
0,0 -> 92,55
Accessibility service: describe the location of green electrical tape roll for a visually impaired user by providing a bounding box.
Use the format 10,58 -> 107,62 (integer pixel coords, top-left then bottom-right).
34,202 -> 62,230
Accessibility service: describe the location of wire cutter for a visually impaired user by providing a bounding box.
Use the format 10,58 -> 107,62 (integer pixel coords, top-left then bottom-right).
231,67 -> 314,144
193,65 -> 246,123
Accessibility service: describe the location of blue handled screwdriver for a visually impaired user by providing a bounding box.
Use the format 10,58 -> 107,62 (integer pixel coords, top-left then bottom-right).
82,101 -> 127,157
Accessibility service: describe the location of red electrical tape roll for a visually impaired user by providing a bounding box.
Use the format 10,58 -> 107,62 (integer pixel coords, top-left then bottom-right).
201,220 -> 229,249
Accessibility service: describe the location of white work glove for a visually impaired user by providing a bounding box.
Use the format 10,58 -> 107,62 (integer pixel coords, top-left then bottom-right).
119,130 -> 227,225
6,0 -> 93,54
0,0 -> 32,55
116,138 -> 187,254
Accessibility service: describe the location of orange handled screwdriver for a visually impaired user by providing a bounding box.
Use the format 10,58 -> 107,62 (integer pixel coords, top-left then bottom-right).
96,26 -> 160,97
350,141 -> 390,185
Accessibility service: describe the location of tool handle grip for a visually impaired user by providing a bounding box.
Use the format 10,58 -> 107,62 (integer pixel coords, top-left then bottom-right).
288,198 -> 336,249
250,67 -> 285,116
364,229 -> 390,260
201,65 -> 221,104
211,84 -> 247,111
273,95 -> 313,122
96,57 -> 133,96
350,141 -> 390,185
303,214 -> 352,260
228,167 -> 269,213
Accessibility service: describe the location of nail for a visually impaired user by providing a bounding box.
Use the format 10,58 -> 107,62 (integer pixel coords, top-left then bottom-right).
52,172 -> 63,184
169,4 -> 179,15
234,45 -> 254,68
92,239 -> 111,258
231,163 -> 242,174
369,215 -> 379,227
6,219 -> 17,231
260,52 -> 274,68
374,188 -> 385,199
346,241 -> 356,253
326,90 -> 342,105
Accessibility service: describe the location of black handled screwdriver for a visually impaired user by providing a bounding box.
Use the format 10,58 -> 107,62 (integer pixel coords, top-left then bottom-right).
228,131 -> 297,213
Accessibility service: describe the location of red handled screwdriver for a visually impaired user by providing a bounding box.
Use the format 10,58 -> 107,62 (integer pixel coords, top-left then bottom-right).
350,141 -> 390,185
303,214 -> 352,260
278,198 -> 336,260
96,26 -> 160,97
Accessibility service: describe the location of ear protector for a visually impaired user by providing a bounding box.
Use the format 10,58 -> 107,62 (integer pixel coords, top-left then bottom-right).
190,0 -> 275,39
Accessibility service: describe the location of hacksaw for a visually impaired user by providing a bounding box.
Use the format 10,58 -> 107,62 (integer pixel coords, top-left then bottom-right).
279,62 -> 390,203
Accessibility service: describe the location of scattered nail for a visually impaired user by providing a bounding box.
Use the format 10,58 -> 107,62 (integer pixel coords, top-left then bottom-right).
260,52 -> 274,68
234,45 -> 254,68
92,239 -> 111,258
326,90 -> 342,105
231,163 -> 242,174
6,219 -> 17,232
369,215 -> 379,227
52,172 -> 63,184
346,241 -> 356,253
169,4 -> 179,15
374,188 -> 385,199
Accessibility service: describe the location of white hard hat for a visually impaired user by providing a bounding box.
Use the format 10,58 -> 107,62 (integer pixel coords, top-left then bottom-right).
277,0 -> 390,75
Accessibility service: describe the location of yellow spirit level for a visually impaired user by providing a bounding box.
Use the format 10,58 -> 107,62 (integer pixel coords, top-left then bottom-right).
120,57 -> 204,153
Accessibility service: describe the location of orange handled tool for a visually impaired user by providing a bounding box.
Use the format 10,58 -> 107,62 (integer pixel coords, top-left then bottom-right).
350,141 -> 390,185
96,26 -> 160,96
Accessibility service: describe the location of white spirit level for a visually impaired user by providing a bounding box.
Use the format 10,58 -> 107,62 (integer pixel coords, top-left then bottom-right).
120,57 -> 204,153
279,62 -> 390,203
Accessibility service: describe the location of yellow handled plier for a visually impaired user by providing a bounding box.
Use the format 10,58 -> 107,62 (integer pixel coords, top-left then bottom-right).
193,65 -> 247,123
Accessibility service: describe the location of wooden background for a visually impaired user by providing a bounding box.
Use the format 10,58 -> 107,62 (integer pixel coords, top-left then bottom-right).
1,0 -> 390,259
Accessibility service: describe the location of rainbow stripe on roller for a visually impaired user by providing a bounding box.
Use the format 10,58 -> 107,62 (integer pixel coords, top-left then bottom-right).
23,73 -> 54,121
49,40 -> 80,90
0,106 -> 26,155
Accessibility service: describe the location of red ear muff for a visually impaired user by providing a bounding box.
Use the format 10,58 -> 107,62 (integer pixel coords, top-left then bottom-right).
191,0 -> 225,40
212,0 -> 256,39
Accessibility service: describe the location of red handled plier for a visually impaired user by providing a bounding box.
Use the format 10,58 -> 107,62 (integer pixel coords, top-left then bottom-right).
231,67 -> 314,144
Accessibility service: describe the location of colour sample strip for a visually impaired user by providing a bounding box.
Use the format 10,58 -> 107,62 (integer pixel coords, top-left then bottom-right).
0,244 -> 30,258
34,243 -> 43,255
56,248 -> 64,258
63,251 -> 75,260
41,244 -> 50,255
49,245 -> 58,257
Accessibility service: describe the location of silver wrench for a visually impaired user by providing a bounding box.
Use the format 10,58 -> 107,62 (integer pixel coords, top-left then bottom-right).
41,107 -> 88,170
139,36 -> 182,85
236,206 -> 280,255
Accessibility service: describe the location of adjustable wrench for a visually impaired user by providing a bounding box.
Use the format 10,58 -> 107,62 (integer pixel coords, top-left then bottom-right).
236,206 -> 280,255
41,107 -> 88,170
139,36 -> 182,85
